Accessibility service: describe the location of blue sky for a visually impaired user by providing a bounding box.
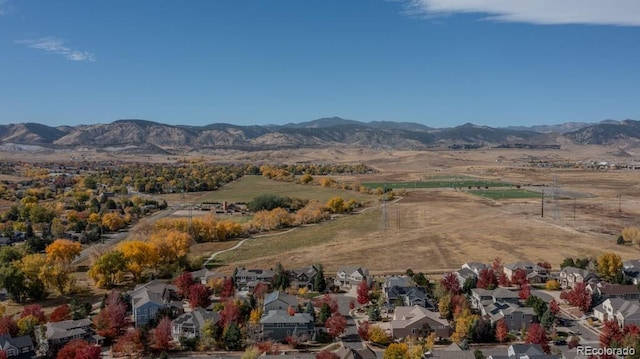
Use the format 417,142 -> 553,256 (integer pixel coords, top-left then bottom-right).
1,0 -> 640,128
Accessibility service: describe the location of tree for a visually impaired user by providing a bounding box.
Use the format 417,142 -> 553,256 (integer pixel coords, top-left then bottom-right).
152,316 -> 173,351
113,328 -> 145,357
314,264 -> 327,292
368,325 -> 390,345
477,268 -> 498,289
540,309 -> 555,330
220,300 -> 241,327
88,250 -> 127,288
525,323 -> 549,353
510,269 -> 528,288
367,305 -> 381,322
600,320 -> 623,348
560,282 -> 592,312
117,240 -> 159,282
188,283 -> 212,308
101,212 -> 126,232
56,339 -> 101,359
384,343 -> 408,359
495,319 -> 509,343
357,280 -> 370,305
472,318 -> 495,343
545,279 -> 560,290
358,321 -> 371,341
316,350 -> 340,359
0,316 -> 18,337
597,253 -> 623,283
519,284 -> 531,300
560,257 -> 576,269
223,322 -> 244,351
50,304 -> 72,322
93,291 -> 128,341
175,272 -> 195,298
0,265 -> 27,303
45,239 -> 82,263
272,263 -> 289,290
17,315 -> 39,336
549,300 -> 560,316
221,277 -> 235,298
452,309 -> 478,343
525,296 -> 548,318
441,272 -> 461,295
20,304 -> 46,323
325,313 -> 347,339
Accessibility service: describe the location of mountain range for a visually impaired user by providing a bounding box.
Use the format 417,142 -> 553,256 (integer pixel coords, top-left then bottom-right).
0,117 -> 638,154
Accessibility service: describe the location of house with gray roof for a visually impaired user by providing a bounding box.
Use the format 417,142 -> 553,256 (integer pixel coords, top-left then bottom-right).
234,268 -> 274,291
335,345 -> 378,359
264,291 -> 298,312
487,344 -> 557,359
130,280 -> 182,327
189,269 -> 227,285
558,266 -> 599,289
335,266 -> 370,288
288,266 -> 319,290
462,262 -> 488,275
260,310 -> 315,341
470,288 -> 519,310
0,334 -> 34,359
454,268 -> 477,288
172,308 -> 220,341
588,282 -> 640,302
593,298 -> 640,327
36,319 -> 95,357
623,260 -> 640,285
383,276 -> 428,308
504,262 -> 548,284
390,305 -> 452,339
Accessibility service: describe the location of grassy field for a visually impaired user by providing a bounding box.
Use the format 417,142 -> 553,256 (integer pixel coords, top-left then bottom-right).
216,209 -> 381,267
362,180 -> 514,189
200,175 -> 373,204
468,189 -> 542,200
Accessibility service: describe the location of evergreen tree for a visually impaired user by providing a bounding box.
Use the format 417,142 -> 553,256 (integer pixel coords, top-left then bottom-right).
314,264 -> 327,292
223,322 -> 244,351
368,306 -> 381,322
318,303 -> 332,325
305,301 -> 316,322
273,262 -> 289,290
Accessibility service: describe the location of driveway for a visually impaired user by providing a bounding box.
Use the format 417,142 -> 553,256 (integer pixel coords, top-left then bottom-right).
330,288 -> 363,349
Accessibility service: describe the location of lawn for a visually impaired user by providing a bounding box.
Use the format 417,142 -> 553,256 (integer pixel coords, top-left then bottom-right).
468,189 -> 542,200
200,175 -> 373,204
216,209 -> 381,265
362,179 -> 514,189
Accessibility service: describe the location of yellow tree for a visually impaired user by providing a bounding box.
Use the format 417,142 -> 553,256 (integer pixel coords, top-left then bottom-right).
249,308 -> 263,324
368,325 -> 390,345
88,250 -> 127,288
408,341 -> 427,359
326,197 -> 345,213
149,229 -> 192,268
46,239 -> 82,264
384,343 -> 408,359
117,240 -> 159,282
622,226 -> 640,244
596,252 -> 623,283
452,308 -> 478,344
40,261 -> 75,295
102,212 -> 126,232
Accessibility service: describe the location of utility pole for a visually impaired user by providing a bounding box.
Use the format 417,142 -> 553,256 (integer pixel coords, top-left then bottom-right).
619,195 -> 622,214
541,189 -> 544,218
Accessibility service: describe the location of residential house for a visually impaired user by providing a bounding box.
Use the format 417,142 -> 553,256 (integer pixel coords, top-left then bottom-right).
454,268 -> 477,288
558,267 -> 599,289
383,276 -> 428,308
234,268 -> 274,291
260,310 -> 315,341
335,266 -> 370,288
503,262 -> 548,284
488,344 -> 558,359
36,319 -> 95,357
335,345 -> 378,359
486,304 -> 537,332
390,306 -> 452,339
264,291 -> 298,312
189,268 -> 227,285
427,343 -> 476,359
171,308 -> 220,341
593,298 -> 640,327
288,266 -> 318,290
470,288 -> 519,310
0,334 -> 35,359
462,262 -> 488,275
130,280 -> 182,327
587,282 -> 640,301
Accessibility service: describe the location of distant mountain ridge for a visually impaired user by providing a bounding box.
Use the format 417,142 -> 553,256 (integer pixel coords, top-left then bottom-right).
0,117 -> 637,154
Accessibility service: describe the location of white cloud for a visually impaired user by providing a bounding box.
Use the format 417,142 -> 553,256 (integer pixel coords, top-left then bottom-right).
15,37 -> 96,62
402,0 -> 640,26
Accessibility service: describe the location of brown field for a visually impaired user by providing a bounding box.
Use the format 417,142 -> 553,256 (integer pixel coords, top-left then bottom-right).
4,144 -> 640,277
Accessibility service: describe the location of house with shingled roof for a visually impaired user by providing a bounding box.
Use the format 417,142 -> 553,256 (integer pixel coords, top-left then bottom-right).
260,310 -> 315,341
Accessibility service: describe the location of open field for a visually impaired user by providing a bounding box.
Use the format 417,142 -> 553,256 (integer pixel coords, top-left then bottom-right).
205,146 -> 640,275
468,189 -> 542,199
362,179 -> 514,189
197,175 -> 373,204
5,145 -> 640,277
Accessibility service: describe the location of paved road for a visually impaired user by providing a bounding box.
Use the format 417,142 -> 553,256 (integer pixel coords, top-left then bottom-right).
332,289 -> 364,349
